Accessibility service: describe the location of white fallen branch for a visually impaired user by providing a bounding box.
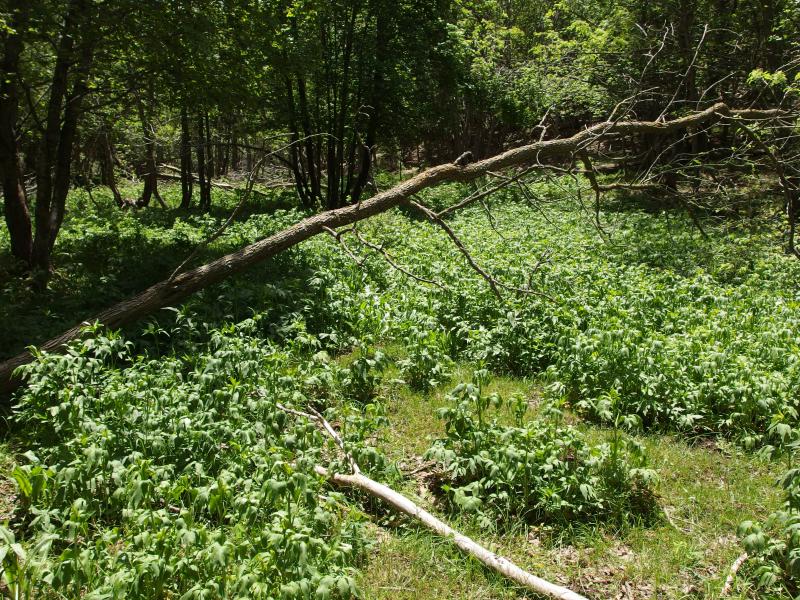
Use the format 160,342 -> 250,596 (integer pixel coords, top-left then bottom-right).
277,403 -> 589,600
720,552 -> 748,597
316,466 -> 589,600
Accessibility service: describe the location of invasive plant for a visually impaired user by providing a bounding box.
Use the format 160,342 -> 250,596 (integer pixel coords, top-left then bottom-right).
337,342 -> 388,405
4,324 -> 384,599
425,371 -> 658,529
738,464 -> 800,597
397,325 -> 454,391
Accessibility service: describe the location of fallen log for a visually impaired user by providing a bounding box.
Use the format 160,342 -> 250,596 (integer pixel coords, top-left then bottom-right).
276,402 -> 588,599
318,466 -> 589,600
0,103 -> 786,394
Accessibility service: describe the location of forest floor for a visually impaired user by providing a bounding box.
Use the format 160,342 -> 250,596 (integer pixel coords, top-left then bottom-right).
1,180 -> 796,598
0,358 -> 782,599
355,357 -> 782,600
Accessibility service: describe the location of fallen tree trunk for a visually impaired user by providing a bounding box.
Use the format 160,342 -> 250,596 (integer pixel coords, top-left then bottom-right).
318,466 -> 589,600
0,103 -> 786,393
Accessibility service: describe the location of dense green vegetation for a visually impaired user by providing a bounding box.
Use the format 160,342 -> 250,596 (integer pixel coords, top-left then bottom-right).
3,0 -> 798,279
1,182 -> 799,597
3,0 -> 800,597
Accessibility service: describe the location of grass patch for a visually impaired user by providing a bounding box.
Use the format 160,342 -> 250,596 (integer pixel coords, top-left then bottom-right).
361,367 -> 784,599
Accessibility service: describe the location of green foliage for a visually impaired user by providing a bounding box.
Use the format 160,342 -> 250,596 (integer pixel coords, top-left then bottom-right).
2,321 -> 389,598
4,180 -> 800,596
365,186 -> 800,454
397,325 -> 454,392
425,371 -> 657,529
337,343 -> 389,406
738,465 -> 800,597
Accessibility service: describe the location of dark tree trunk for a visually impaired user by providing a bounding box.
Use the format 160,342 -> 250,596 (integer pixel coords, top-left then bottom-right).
204,114 -> 214,181
331,5 -> 356,208
31,0 -> 95,285
0,1 -> 32,266
284,75 -> 313,208
136,93 -> 164,208
350,8 -> 390,205
179,105 -> 193,209
99,126 -> 122,206
204,113 -> 213,207
297,76 -> 320,204
196,115 -> 211,211
231,132 -> 240,172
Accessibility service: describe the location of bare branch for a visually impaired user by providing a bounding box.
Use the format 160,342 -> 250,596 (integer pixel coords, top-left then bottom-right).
351,230 -> 448,290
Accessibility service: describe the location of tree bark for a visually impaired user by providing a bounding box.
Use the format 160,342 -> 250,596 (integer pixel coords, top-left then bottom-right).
30,0 -> 95,284
99,125 -> 122,207
283,74 -> 313,208
136,90 -> 166,209
179,105 -> 193,209
196,115 -> 211,211
0,0 -> 32,266
349,7 -> 389,205
0,103 -> 784,392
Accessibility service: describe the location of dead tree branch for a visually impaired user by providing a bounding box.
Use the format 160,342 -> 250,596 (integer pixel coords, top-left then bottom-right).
278,403 -> 588,600
168,156 -> 268,281
720,552 -> 749,597
409,199 -> 504,299
0,102 -> 787,393
351,230 -> 448,290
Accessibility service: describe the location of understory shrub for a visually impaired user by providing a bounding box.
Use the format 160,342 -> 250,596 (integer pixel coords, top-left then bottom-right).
2,322 -> 386,599
425,371 -> 658,529
738,466 -> 800,598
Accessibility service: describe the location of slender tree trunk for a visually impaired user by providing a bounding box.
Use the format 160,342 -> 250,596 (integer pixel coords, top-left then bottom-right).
31,0 -> 95,284
350,8 -> 389,205
204,113 -> 213,208
196,115 -> 211,211
231,131 -> 240,173
334,5 -> 356,205
284,74 -> 312,207
136,92 -> 165,208
32,4 -> 78,275
99,125 -> 122,207
179,105 -> 193,209
298,76 -> 320,204
0,0 -> 32,266
48,38 -> 95,248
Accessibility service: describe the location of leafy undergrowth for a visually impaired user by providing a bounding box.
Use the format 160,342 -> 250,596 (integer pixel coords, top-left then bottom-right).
2,181 -> 800,597
425,370 -> 658,529
367,361 -> 783,599
3,323 -> 390,599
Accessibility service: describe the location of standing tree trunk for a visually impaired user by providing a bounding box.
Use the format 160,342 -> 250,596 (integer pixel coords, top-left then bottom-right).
136,92 -> 165,208
31,0 -> 96,286
196,115 -> 211,211
231,129 -> 240,173
98,124 -> 122,207
284,75 -> 313,208
179,105 -> 193,209
349,6 -> 389,205
331,5 -> 356,209
0,0 -> 32,266
204,113 -> 213,208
